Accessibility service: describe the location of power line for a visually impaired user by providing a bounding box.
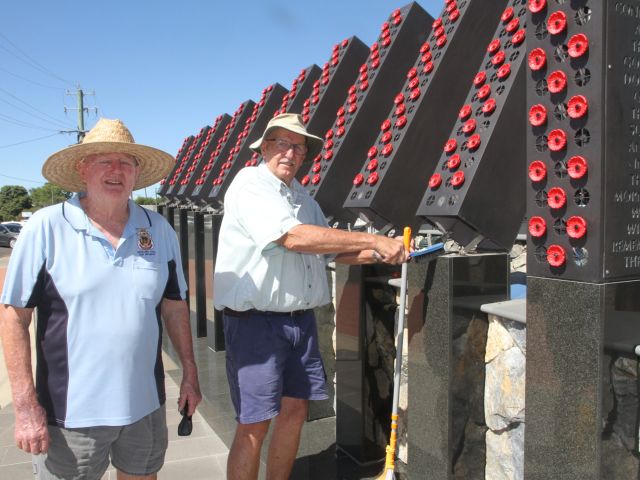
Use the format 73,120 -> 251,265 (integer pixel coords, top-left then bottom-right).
0,65 -> 65,90
0,43 -> 66,86
0,173 -> 46,184
0,97 -> 70,130
0,86 -> 72,129
0,32 -> 75,87
92,92 -> 107,118
0,112 -> 60,131
0,132 -> 65,149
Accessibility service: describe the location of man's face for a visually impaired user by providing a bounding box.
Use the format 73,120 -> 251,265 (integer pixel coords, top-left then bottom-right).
77,152 -> 140,198
261,128 -> 308,186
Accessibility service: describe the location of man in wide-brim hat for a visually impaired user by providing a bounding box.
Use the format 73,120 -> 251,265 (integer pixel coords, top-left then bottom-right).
0,118 -> 201,479
214,113 -> 408,480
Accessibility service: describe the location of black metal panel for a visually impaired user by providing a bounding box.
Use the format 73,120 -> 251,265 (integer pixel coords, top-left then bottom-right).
344,0 -> 511,235
175,114 -> 232,203
526,0 -> 640,281
164,126 -> 211,201
277,65 -> 322,116
299,2 -> 433,222
206,83 -> 289,208
158,135 -> 195,197
303,36 -> 369,130
603,1 -> 640,280
189,100 -> 256,204
227,66 -> 322,172
412,0 -> 527,251
294,36 -> 370,183
526,0 -> 604,281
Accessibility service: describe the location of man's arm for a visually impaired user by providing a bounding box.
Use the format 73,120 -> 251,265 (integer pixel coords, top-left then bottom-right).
277,224 -> 408,264
161,298 -> 202,416
334,250 -> 383,265
0,304 -> 49,454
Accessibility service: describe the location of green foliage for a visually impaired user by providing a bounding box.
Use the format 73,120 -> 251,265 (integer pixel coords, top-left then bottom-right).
134,196 -> 159,205
0,185 -> 32,220
29,183 -> 72,209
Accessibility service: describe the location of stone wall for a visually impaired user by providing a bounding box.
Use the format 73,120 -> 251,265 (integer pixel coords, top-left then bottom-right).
452,313 -> 489,480
602,356 -> 640,478
362,279 -> 398,454
484,313 -> 526,480
485,311 -> 640,479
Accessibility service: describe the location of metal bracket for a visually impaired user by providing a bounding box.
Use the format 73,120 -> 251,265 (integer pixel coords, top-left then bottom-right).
461,233 -> 485,255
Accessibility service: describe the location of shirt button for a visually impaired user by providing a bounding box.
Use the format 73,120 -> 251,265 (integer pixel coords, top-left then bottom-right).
307,265 -> 310,269
308,284 -> 312,288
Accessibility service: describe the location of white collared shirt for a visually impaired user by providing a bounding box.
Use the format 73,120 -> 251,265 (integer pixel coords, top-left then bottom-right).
214,164 -> 331,311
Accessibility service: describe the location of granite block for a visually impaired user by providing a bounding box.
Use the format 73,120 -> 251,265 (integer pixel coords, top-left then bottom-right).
524,277 -> 640,479
408,253 -> 509,480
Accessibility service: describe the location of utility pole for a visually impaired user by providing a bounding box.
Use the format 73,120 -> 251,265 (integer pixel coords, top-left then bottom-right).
65,86 -> 97,143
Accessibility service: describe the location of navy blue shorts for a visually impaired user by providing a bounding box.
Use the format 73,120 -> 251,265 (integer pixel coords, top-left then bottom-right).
223,309 -> 328,424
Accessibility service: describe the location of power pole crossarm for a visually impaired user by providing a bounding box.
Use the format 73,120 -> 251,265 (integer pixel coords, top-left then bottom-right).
65,86 -> 97,143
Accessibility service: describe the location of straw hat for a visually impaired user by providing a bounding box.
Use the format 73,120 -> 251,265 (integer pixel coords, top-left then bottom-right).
249,113 -> 323,163
42,118 -> 175,192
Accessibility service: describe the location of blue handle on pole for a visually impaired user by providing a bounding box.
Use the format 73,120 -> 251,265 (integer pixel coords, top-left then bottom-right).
409,242 -> 445,258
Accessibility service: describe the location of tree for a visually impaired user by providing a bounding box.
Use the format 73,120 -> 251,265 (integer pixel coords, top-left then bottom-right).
0,185 -> 32,220
134,196 -> 159,205
29,183 -> 72,209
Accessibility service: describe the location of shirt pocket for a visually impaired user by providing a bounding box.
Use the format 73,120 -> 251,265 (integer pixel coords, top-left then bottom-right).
133,257 -> 164,301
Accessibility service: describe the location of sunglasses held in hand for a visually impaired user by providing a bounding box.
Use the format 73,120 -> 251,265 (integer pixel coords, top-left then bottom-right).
178,402 -> 193,436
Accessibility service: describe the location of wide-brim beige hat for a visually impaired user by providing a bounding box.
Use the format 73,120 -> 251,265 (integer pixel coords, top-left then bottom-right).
42,118 -> 175,192
249,113 -> 324,163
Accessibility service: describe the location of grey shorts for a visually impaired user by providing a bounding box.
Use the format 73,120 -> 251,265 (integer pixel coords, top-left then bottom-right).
33,405 -> 168,479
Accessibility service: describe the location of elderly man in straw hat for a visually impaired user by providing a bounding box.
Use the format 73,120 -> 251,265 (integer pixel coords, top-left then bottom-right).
0,118 -> 202,479
214,113 -> 409,480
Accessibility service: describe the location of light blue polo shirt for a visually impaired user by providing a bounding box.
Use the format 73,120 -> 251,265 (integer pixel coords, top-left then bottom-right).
214,164 -> 332,312
0,194 -> 187,428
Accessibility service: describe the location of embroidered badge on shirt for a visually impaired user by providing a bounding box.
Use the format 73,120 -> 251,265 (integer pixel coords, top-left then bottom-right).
137,228 -> 154,252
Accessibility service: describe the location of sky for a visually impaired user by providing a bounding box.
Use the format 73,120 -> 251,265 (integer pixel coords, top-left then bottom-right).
0,0 -> 441,199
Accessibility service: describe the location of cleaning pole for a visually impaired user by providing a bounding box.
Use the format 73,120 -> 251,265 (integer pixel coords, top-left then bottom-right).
378,226 -> 411,480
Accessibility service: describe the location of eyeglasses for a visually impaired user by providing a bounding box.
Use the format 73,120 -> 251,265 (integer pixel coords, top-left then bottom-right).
89,157 -> 138,170
265,138 -> 308,156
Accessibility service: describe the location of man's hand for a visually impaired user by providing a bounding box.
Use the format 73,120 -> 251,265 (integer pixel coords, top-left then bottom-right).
373,235 -> 410,264
161,298 -> 202,417
178,372 -> 202,416
13,400 -> 49,454
0,305 -> 47,454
